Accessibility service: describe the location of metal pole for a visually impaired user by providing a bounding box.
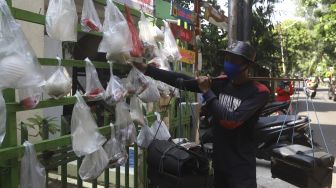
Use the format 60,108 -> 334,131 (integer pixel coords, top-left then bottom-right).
228,0 -> 238,45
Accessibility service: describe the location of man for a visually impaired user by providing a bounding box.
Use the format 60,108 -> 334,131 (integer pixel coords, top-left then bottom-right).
133,41 -> 270,188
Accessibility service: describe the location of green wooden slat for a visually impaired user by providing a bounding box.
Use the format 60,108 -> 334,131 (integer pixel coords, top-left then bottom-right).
11,7 -> 45,25
104,169 -> 110,188
116,167 -> 120,188
125,147 -> 129,188
0,125 -> 111,161
77,158 -> 83,188
92,179 -> 98,188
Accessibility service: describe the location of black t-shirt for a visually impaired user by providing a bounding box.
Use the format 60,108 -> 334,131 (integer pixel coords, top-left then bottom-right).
145,66 -> 270,177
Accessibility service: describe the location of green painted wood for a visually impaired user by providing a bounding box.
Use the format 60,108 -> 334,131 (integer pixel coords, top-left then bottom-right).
77,158 -> 83,188
116,167 -> 120,188
92,179 -> 98,188
125,146 -> 129,188
60,119 -> 68,188
11,7 -> 44,25
143,150 -> 147,188
104,169 -> 110,188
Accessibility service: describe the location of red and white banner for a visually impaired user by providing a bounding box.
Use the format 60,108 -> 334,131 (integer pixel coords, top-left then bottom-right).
114,0 -> 154,16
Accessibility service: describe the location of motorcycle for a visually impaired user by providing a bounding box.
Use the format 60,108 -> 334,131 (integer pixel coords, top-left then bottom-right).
260,101 -> 290,116
199,114 -> 313,161
304,78 -> 319,99
328,81 -> 336,101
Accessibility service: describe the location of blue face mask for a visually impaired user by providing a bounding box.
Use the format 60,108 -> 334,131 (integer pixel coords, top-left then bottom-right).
224,61 -> 241,80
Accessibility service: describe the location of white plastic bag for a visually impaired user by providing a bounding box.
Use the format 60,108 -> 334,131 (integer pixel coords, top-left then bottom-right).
79,146 -> 109,180
104,124 -> 128,167
104,62 -> 127,105
118,123 -> 136,146
125,67 -> 149,94
45,57 -> 72,99
138,77 -> 160,103
156,80 -> 171,98
153,25 -> 164,42
81,0 -> 102,32
137,124 -> 154,149
150,112 -> 171,140
20,141 -> 46,188
46,0 -> 78,41
138,12 -> 157,60
0,91 -> 6,144
98,0 -> 132,61
162,20 -> 182,62
71,91 -> 107,157
84,58 -> 105,100
130,96 -> 145,126
0,1 -> 45,89
114,101 -> 133,129
18,86 -> 42,110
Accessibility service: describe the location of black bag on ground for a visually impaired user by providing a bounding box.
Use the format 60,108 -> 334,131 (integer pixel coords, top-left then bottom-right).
271,144 -> 334,188
147,139 -> 209,176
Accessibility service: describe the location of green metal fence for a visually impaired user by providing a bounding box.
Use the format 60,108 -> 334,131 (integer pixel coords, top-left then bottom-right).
0,0 -> 193,187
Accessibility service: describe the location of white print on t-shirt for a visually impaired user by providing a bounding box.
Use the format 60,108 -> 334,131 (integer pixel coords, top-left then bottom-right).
219,93 -> 242,112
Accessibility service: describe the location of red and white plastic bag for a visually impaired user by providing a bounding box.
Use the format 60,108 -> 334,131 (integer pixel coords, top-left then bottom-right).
125,5 -> 143,57
84,58 -> 105,100
98,0 -> 132,61
125,67 -> 149,95
45,57 -> 72,99
104,62 -> 127,105
71,91 -> 107,157
0,1 -> 45,89
0,91 -> 6,145
20,141 -> 46,188
81,0 -> 102,32
46,0 -> 78,41
79,146 -> 109,180
18,86 -> 43,110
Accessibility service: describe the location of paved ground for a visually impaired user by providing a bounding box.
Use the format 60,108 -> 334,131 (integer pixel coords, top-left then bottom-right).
256,86 -> 336,188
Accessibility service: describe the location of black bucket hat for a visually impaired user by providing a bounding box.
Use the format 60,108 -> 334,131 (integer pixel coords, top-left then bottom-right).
219,41 -> 256,63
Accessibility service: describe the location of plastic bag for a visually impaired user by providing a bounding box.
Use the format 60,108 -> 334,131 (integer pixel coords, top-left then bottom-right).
153,25 -> 164,42
45,57 -> 72,99
46,0 -> 78,41
138,12 -> 157,60
0,1 -> 45,89
156,80 -> 171,98
104,62 -> 127,105
162,20 -> 182,62
118,123 -> 136,146
79,146 -> 109,180
125,67 -> 149,94
137,124 -> 154,149
84,58 -> 105,100
81,0 -> 102,32
150,112 -> 171,140
125,5 -> 143,57
138,77 -> 160,103
18,86 -> 42,110
71,91 -> 107,157
0,91 -> 6,144
114,101 -> 133,129
98,0 -> 132,61
104,124 -> 128,167
130,96 -> 145,126
20,141 -> 46,188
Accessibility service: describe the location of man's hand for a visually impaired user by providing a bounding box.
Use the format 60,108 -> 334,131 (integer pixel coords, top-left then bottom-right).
197,75 -> 211,93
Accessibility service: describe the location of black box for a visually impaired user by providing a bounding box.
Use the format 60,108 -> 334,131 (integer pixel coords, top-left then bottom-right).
271,144 -> 334,188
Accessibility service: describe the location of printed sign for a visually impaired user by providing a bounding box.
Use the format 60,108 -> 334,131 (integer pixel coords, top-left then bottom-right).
169,23 -> 193,43
179,48 -> 196,64
170,2 -> 195,24
203,2 -> 228,30
114,0 -> 154,16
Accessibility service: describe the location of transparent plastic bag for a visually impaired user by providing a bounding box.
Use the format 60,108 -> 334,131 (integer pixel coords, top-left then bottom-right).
45,57 -> 72,99
118,123 -> 136,146
125,5 -> 143,57
104,124 -> 128,168
150,112 -> 171,140
79,146 -> 109,181
162,20 -> 182,62
0,1 -> 45,89
130,96 -> 145,126
125,67 -> 149,94
98,0 -> 132,61
84,58 -> 105,100
138,12 -> 156,48
156,80 -> 171,98
114,101 -> 133,129
81,0 -> 102,32
46,0 -> 78,41
104,62 -> 127,105
0,91 -> 6,144
20,141 -> 46,188
71,91 -> 107,157
153,25 -> 164,42
137,124 -> 154,149
18,86 -> 42,110
138,77 -> 160,103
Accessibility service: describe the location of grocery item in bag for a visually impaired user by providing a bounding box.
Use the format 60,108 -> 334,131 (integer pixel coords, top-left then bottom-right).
84,58 -> 105,100
79,146 -> 109,180
162,20 -> 182,62
71,91 -> 107,157
114,101 -> 133,129
45,57 -> 72,99
98,0 -> 132,61
119,123 -> 136,146
0,1 -> 45,89
125,5 -> 143,57
137,124 -> 154,149
125,67 -> 149,94
130,96 -> 145,126
20,141 -> 46,188
104,62 -> 127,105
138,12 -> 157,60
81,0 -> 102,32
46,0 -> 78,41
18,86 -> 42,110
0,91 -> 6,145
138,77 -> 160,103
104,124 -> 128,167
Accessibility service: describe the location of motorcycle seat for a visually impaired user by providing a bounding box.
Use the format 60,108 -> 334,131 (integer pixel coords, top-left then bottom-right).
256,115 -> 308,130
263,101 -> 290,109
